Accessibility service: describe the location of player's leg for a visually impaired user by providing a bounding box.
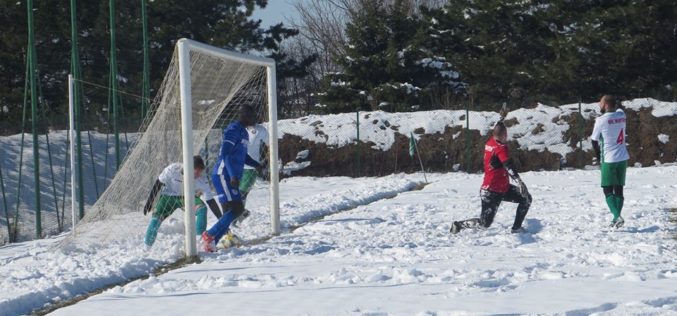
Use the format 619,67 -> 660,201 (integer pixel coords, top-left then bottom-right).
451,190 -> 499,234
209,200 -> 244,244
610,160 -> 627,227
479,189 -> 503,228
208,173 -> 226,219
195,197 -> 207,235
602,185 -> 620,222
233,169 -> 257,227
202,173 -> 242,250
613,160 -> 627,214
144,195 -> 182,247
239,169 -> 258,206
601,162 -> 623,225
502,185 -> 532,232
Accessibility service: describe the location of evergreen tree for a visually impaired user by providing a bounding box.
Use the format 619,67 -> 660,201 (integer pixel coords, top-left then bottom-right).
0,0 -> 313,134
319,0 -> 464,113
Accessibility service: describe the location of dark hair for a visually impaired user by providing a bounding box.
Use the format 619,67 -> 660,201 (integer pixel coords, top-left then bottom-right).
239,105 -> 255,116
193,155 -> 206,170
493,121 -> 507,136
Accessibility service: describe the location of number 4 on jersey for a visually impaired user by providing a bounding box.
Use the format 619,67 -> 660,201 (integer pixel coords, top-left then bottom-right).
616,128 -> 624,144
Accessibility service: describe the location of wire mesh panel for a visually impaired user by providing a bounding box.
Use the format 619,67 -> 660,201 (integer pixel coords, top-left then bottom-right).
61,41 -> 273,252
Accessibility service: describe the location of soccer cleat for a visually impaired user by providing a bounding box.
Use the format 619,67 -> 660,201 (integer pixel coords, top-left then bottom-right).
610,216 -> 625,229
201,231 -> 216,253
511,227 -> 527,234
450,221 -> 462,234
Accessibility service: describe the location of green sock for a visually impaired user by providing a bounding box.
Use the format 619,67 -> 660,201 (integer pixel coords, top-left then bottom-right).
614,196 -> 624,217
605,195 -> 619,220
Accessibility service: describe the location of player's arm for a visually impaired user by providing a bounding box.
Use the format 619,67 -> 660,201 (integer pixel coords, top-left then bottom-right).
245,154 -> 262,169
591,141 -> 601,162
590,118 -> 603,162
219,127 -> 239,159
195,178 -> 222,218
490,155 -> 521,179
504,159 -> 521,180
489,145 -> 521,179
143,179 -> 163,215
221,127 -> 243,186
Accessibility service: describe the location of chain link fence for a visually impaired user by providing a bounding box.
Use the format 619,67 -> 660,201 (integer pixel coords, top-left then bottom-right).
0,90 -> 142,244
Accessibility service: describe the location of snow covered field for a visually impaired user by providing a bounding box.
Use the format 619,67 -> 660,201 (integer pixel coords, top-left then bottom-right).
2,166 -> 674,315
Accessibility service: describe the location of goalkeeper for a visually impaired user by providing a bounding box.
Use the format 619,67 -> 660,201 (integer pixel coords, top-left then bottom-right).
450,121 -> 532,234
142,155 -> 221,247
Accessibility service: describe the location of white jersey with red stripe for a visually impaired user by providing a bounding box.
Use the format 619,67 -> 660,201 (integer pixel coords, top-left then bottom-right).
590,108 -> 630,163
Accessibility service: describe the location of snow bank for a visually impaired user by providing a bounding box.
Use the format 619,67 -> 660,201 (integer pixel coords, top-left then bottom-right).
623,98 -> 677,117
278,98 -> 677,157
0,175 -> 418,315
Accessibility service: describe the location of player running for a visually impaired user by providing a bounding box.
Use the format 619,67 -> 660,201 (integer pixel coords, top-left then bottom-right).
142,155 -> 221,247
232,122 -> 269,227
201,105 -> 262,252
450,121 -> 532,234
591,95 -> 629,228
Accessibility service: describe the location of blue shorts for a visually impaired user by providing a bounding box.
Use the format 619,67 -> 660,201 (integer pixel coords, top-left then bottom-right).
212,173 -> 241,204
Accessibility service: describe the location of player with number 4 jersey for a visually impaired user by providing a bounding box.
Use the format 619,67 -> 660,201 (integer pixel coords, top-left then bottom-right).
591,95 -> 630,229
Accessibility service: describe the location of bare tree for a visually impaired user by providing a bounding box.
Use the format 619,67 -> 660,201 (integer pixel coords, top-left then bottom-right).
279,0 -> 449,117
289,0 -> 446,75
290,0 -> 350,75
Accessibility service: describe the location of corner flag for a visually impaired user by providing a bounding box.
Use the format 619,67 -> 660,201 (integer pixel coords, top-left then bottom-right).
409,132 -> 427,183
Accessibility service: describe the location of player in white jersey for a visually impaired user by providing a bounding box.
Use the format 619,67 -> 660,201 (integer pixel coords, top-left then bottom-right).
142,156 -> 221,247
232,123 -> 268,226
590,95 -> 630,228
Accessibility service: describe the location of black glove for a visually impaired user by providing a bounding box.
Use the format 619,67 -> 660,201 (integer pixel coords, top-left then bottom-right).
143,179 -> 163,215
516,178 -> 529,198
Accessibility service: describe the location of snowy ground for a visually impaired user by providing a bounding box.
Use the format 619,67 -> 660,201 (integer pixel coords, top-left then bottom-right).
1,166 -> 674,315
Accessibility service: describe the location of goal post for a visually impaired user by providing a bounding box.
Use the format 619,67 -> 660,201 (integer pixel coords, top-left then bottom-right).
177,38 -> 281,257
63,39 -> 280,259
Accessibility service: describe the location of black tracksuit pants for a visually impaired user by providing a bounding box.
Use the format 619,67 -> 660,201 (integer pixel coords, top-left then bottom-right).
457,185 -> 532,230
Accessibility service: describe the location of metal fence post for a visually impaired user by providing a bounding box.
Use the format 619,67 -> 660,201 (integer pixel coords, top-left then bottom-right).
465,100 -> 471,172
578,97 -> 584,149
356,110 -> 361,177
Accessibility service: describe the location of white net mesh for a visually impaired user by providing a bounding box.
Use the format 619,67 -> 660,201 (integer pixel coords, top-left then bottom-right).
60,41 -> 271,251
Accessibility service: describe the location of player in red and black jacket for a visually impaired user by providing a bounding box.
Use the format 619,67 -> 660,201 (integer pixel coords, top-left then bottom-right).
450,121 -> 532,234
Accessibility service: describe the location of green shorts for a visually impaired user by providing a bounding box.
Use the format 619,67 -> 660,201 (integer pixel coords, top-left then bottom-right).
154,195 -> 203,219
601,160 -> 627,187
239,169 -> 258,194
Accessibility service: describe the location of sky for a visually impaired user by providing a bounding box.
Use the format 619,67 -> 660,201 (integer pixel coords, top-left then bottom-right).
252,0 -> 301,28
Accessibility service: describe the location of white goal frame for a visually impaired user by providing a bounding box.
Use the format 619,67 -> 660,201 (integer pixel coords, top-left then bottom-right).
177,38 -> 280,257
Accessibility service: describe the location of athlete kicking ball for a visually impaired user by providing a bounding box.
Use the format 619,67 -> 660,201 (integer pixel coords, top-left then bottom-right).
201,105 -> 262,252
142,155 -> 221,247
591,95 -> 629,229
450,121 -> 532,234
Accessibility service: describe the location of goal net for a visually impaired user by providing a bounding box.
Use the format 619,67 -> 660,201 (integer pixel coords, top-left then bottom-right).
62,39 -> 279,257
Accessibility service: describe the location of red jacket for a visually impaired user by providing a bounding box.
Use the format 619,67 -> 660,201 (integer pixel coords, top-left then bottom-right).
481,136 -> 510,193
